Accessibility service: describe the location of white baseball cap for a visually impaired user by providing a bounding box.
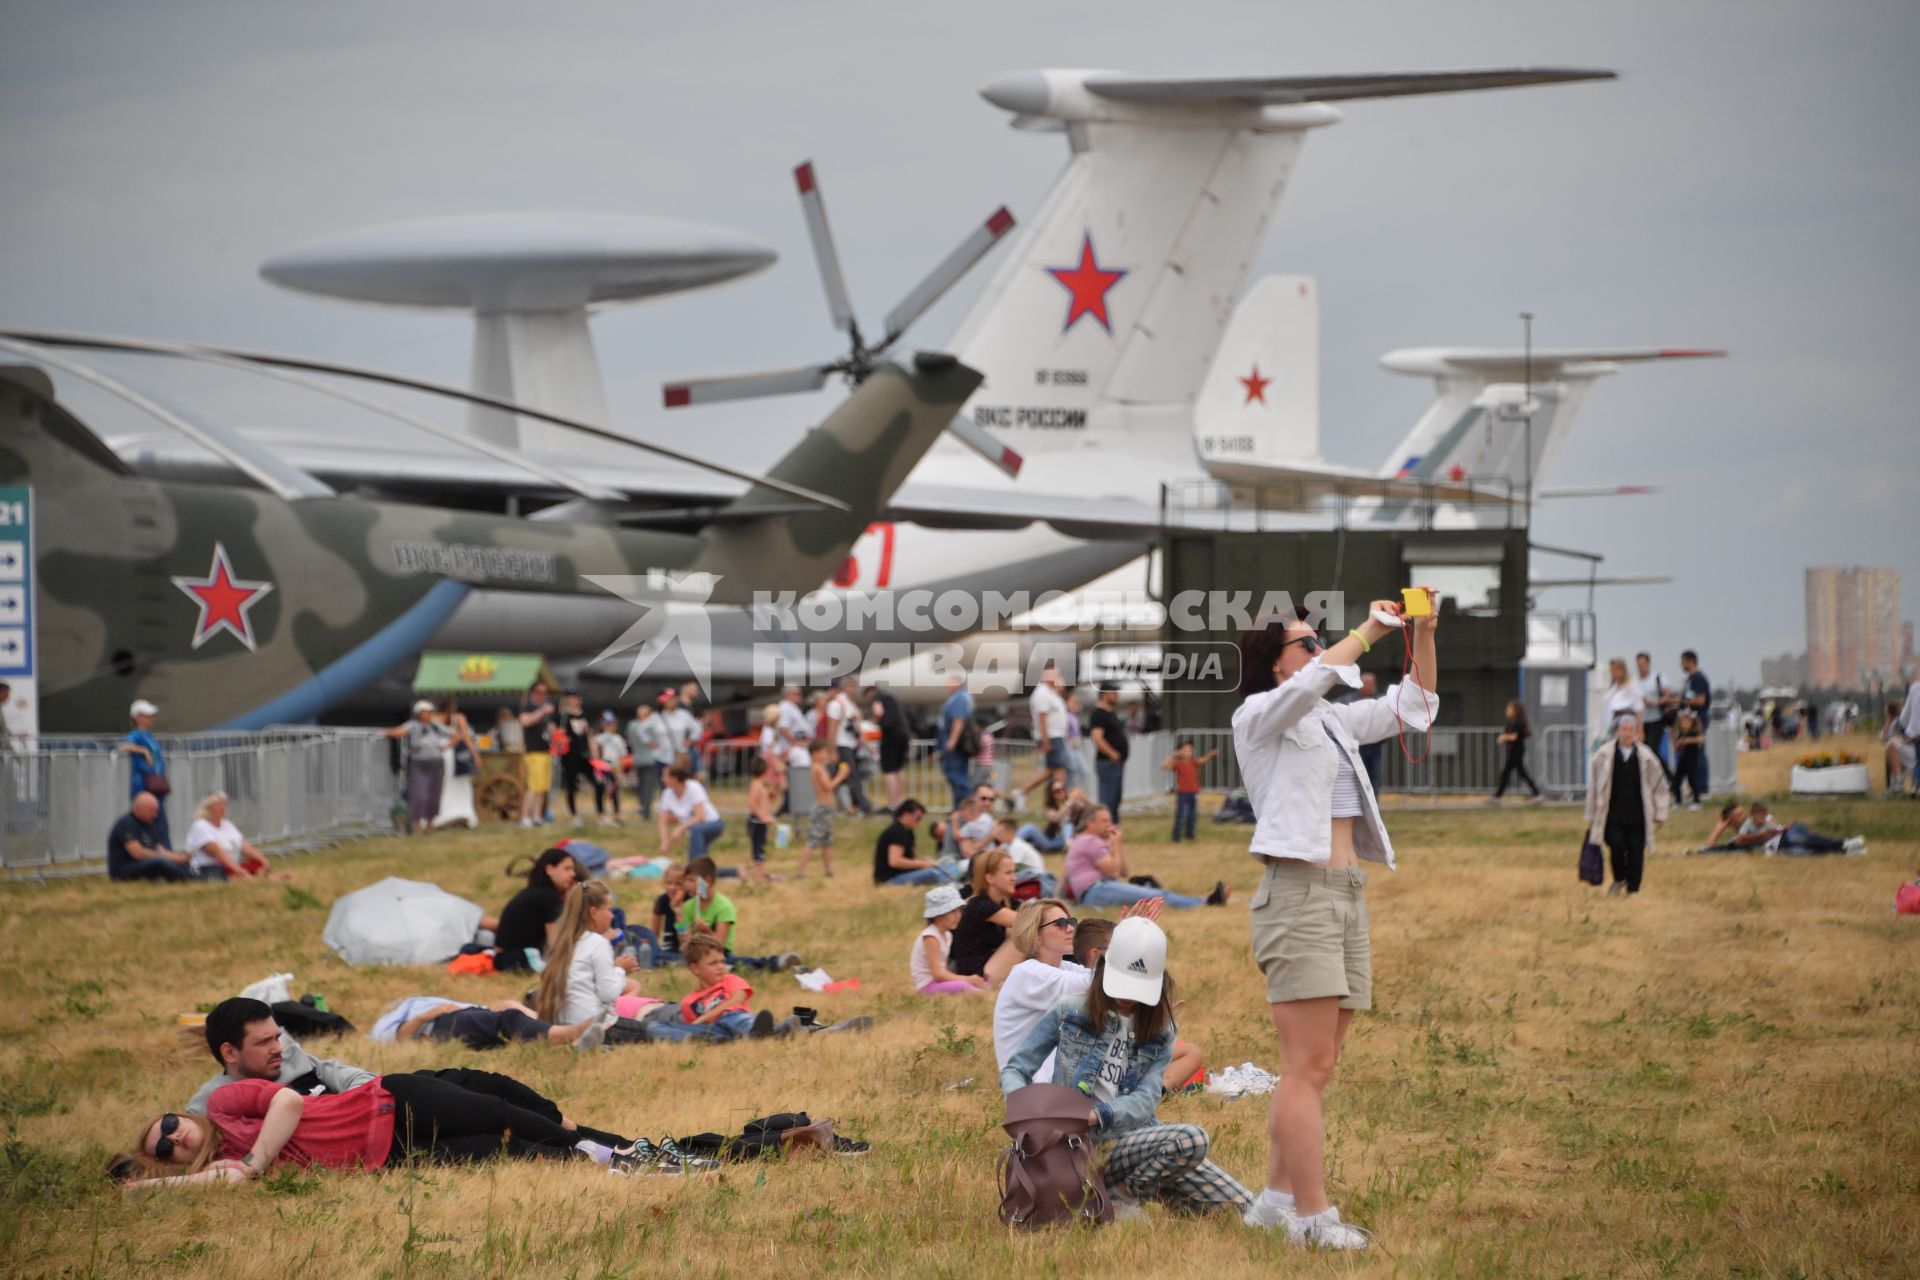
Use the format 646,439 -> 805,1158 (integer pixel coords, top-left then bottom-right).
922,884 -> 965,919
1101,917 -> 1167,1005
412,699 -> 435,714
129,699 -> 159,718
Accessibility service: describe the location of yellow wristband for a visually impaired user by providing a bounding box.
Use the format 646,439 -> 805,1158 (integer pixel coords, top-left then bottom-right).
1348,629 -> 1371,654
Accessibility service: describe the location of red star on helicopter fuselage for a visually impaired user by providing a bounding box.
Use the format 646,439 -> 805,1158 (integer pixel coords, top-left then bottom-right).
172,543 -> 274,651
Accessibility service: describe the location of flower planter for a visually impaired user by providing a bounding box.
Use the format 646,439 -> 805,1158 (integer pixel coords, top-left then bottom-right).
1789,763 -> 1869,795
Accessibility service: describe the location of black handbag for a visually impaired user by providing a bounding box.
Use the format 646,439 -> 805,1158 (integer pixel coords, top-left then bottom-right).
1578,837 -> 1604,886
452,742 -> 476,777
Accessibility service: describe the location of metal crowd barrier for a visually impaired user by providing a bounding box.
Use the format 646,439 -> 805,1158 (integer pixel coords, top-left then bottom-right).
697,714 -> 1705,820
2,727 -> 394,878
1119,723 -> 1601,803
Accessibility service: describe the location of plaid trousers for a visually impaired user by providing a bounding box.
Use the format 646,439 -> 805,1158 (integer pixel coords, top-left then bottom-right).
1101,1123 -> 1253,1213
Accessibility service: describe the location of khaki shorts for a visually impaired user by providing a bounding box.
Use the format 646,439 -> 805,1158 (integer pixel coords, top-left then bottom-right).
1248,859 -> 1371,1010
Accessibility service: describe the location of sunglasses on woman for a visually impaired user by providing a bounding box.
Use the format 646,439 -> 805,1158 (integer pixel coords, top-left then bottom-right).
1281,634 -> 1324,654
153,1113 -> 182,1161
1043,916 -> 1078,931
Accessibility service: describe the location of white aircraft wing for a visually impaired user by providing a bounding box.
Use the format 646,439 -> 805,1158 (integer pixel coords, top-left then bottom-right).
1200,456 -> 1518,509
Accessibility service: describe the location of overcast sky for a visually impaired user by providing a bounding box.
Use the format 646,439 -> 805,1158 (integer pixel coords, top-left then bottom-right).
4,0 -> 1916,689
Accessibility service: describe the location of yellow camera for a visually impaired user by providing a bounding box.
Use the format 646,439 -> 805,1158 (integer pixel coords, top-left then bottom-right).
1400,587 -> 1433,619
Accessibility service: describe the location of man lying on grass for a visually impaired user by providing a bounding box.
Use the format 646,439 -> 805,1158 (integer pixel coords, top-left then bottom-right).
1696,802 -> 1866,856
189,997 -> 626,1148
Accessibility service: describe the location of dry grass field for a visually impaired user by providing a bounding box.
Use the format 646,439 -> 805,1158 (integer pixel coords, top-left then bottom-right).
2,734 -> 1916,1279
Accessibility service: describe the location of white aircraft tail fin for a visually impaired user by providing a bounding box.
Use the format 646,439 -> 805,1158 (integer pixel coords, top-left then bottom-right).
935,66 -> 1616,489
1193,274 -> 1321,466
1373,347 -> 1725,497
948,119 -> 1309,470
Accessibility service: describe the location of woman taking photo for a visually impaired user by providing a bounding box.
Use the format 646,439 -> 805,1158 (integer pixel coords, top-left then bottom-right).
1230,596 -> 1438,1250
1001,918 -> 1255,1220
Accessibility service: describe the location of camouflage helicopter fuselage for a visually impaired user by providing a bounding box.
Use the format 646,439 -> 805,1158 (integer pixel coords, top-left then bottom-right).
3,356 -> 980,731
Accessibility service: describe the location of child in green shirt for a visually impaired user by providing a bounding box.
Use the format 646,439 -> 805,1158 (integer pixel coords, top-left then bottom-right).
680,856 -> 802,973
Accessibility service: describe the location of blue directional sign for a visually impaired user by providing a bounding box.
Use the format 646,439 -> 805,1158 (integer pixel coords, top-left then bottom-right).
0,486 -> 33,680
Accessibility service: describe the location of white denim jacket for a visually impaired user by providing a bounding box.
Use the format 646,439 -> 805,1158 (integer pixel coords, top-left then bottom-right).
1230,658 -> 1439,868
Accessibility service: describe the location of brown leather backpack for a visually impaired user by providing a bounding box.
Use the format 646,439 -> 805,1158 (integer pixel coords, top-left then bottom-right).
997,1083 -> 1111,1228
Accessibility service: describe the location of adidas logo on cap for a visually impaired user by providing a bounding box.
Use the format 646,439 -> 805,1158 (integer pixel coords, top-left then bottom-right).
1128,957 -> 1149,973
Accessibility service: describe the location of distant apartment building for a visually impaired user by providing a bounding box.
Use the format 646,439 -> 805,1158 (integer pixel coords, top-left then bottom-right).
1759,652 -> 1807,689
1804,567 -> 1901,687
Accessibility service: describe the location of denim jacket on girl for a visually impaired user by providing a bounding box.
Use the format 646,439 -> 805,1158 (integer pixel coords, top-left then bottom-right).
999,993 -> 1174,1137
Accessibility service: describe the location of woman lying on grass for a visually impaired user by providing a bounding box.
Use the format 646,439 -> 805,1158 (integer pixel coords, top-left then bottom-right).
1000,918 -> 1254,1221
111,1073 -> 683,1185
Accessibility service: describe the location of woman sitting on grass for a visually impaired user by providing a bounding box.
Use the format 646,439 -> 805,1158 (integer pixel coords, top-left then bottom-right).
181,792 -> 283,881
1015,781 -> 1079,853
910,884 -> 989,995
489,847 -> 586,971
1001,918 -> 1254,1221
945,850 -> 1021,981
112,1073 -> 663,1184
533,881 -> 656,1047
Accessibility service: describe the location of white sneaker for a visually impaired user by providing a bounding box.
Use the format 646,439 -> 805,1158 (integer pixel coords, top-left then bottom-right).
1688,801 -> 1702,812
1242,1197 -> 1297,1231
520,818 -> 535,829
1289,1205 -> 1371,1250
1843,836 -> 1866,854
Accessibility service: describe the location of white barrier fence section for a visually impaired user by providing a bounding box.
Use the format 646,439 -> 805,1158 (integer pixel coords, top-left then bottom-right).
1120,725 -> 1606,805
2,728 -> 394,877
706,719 -> 1727,817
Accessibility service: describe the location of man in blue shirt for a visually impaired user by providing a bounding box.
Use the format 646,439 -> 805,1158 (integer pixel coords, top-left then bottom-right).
1679,650 -> 1712,802
118,698 -> 170,848
938,675 -> 974,809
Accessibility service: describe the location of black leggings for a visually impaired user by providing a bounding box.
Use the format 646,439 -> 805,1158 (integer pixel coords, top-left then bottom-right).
383,1072 -> 595,1165
1493,744 -> 1539,797
402,1068 -> 628,1149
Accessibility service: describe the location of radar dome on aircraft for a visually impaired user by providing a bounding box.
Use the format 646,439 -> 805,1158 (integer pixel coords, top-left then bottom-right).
259,212 -> 777,454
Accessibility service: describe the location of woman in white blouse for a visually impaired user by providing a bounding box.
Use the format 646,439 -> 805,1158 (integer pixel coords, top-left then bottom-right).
1229,596 -> 1438,1249
182,792 -> 278,881
657,766 -> 725,856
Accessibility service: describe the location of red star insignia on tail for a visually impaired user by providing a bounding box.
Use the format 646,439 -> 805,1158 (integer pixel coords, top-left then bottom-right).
173,543 -> 274,651
1240,364 -> 1271,406
1044,233 -> 1127,335
1447,463 -> 1468,483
